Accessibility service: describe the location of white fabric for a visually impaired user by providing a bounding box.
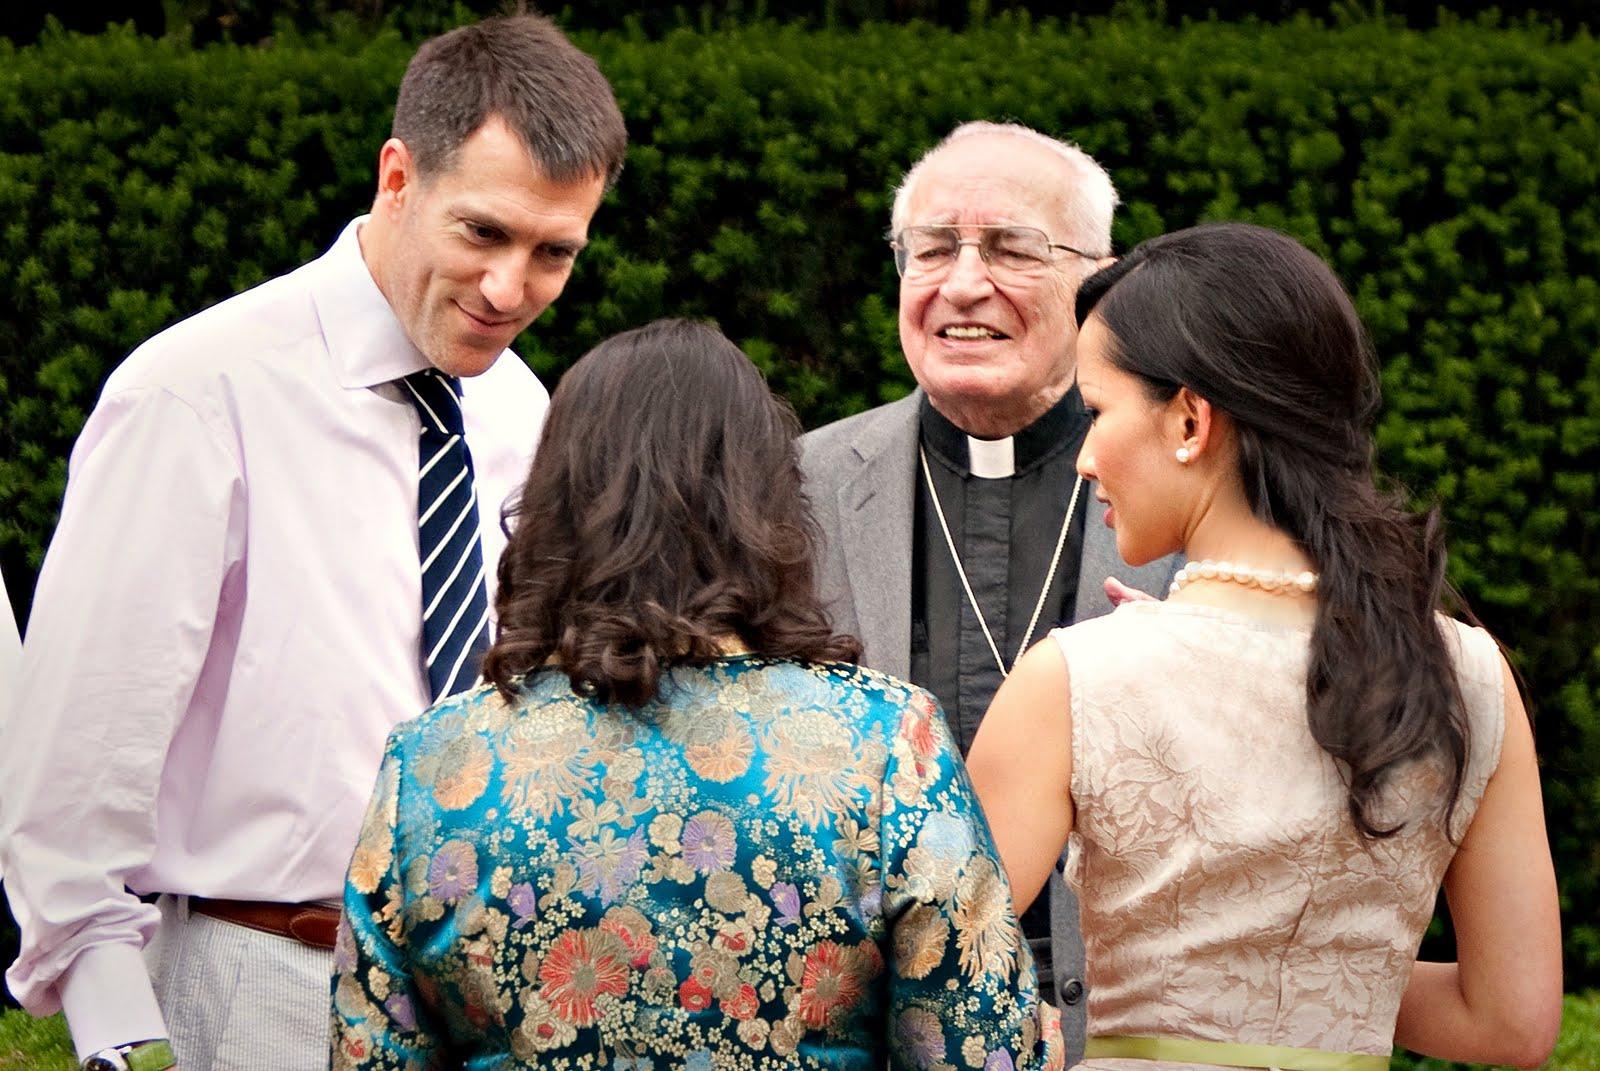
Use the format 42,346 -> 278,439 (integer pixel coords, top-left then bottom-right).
966,433 -> 1015,478
0,569 -> 18,701
0,567 -> 18,883
0,217 -> 547,1058
145,897 -> 332,1071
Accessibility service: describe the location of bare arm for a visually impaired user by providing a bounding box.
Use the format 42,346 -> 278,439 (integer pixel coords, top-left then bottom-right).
966,639 -> 1076,915
1393,653 -> 1563,1067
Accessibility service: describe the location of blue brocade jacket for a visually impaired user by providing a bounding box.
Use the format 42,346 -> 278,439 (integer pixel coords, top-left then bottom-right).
331,655 -> 1062,1070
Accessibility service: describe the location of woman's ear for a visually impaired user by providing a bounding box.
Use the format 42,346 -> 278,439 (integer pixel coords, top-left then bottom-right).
1168,387 -> 1217,464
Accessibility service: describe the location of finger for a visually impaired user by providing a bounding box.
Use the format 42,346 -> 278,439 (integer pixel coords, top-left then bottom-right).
1103,576 -> 1155,605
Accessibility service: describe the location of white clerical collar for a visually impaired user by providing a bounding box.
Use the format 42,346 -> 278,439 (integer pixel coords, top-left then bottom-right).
966,435 -> 1016,479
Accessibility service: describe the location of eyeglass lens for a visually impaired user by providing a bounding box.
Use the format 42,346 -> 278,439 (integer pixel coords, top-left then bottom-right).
896,226 -> 1055,279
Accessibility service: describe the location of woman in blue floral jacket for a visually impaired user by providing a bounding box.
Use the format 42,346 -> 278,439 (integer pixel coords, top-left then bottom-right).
330,319 -> 1063,1070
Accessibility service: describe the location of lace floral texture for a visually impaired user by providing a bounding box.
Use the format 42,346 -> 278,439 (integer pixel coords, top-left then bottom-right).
1054,603 -> 1504,1065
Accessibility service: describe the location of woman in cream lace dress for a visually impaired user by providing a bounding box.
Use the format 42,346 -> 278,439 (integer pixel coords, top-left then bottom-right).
967,223 -> 1561,1071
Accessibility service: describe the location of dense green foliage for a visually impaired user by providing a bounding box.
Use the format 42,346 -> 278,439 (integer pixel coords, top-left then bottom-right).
0,11 -> 1597,989
8,0 -> 1600,47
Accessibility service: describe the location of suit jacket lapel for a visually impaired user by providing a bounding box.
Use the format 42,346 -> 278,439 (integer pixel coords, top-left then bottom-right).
837,393 -> 920,679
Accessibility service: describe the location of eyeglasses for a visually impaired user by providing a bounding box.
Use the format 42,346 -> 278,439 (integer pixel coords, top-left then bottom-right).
891,224 -> 1099,282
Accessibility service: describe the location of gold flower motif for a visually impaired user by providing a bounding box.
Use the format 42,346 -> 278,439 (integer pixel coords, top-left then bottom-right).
893,903 -> 950,980
953,857 -> 1018,982
648,812 -> 683,852
432,733 -> 492,810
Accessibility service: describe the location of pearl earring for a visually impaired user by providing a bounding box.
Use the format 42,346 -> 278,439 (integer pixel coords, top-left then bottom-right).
1175,447 -> 1192,464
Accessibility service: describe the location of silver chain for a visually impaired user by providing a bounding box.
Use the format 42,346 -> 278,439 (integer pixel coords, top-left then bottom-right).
919,446 -> 1085,678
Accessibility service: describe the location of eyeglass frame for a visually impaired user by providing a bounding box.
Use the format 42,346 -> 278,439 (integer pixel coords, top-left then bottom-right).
889,223 -> 1104,280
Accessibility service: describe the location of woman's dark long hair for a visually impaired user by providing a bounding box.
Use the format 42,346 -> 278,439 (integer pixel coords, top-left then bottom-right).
1075,223 -> 1470,839
482,318 -> 861,706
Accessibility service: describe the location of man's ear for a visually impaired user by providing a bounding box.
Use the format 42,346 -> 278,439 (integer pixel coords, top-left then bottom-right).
373,138 -> 415,215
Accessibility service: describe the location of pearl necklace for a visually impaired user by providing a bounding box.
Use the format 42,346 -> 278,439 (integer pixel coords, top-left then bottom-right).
1169,559 -> 1319,596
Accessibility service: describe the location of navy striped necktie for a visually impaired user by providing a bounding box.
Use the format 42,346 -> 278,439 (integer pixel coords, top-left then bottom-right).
398,369 -> 492,702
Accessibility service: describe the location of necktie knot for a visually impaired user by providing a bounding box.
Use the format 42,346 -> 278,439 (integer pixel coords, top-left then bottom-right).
399,369 -> 466,437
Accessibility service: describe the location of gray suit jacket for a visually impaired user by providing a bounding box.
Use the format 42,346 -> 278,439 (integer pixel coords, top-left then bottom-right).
799,390 -> 1178,1058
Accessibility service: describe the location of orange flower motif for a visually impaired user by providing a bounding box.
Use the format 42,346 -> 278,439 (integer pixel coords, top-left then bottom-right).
796,940 -> 868,1029
600,912 -> 657,968
722,982 -> 760,1021
715,924 -> 750,954
901,701 -> 940,778
679,974 -> 715,1012
537,928 -> 630,1027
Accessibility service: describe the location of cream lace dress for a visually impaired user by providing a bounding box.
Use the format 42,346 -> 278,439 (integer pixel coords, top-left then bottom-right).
1050,601 -> 1505,1070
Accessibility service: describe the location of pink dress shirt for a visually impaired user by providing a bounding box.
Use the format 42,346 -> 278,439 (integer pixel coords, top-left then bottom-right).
0,218 -> 547,1057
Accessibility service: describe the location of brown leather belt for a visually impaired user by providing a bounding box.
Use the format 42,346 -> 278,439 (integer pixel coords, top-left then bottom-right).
188,896 -> 341,951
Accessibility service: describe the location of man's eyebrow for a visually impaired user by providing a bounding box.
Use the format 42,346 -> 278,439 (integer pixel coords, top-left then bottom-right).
448,205 -> 506,228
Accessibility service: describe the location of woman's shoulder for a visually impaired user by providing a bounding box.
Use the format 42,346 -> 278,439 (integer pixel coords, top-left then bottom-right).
1434,614 -> 1503,693
385,680 -> 559,758
1053,599 -> 1312,656
712,656 -> 936,731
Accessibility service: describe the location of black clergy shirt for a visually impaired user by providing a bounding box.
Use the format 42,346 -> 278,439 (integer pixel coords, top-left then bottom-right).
909,387 -> 1092,1002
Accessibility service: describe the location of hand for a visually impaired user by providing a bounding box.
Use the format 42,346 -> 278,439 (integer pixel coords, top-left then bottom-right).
1104,576 -> 1156,606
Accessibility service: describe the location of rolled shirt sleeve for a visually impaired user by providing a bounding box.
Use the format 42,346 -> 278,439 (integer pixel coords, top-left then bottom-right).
0,383 -> 245,1057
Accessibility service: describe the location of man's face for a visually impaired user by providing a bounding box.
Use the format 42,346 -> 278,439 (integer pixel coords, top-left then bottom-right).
374,116 -> 607,378
897,135 -> 1096,437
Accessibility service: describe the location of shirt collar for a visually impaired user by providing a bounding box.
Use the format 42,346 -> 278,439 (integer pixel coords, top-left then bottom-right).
919,387 -> 1090,478
311,216 -> 434,389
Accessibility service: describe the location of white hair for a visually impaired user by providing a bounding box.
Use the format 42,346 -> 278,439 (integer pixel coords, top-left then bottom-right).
889,121 -> 1119,256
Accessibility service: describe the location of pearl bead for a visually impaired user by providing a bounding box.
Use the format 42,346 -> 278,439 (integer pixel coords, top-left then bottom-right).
1170,559 -> 1319,599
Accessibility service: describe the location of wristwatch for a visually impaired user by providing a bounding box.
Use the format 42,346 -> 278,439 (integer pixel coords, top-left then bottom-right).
82,1038 -> 177,1071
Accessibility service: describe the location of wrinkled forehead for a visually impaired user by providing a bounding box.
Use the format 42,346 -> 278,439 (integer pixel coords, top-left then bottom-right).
904,137 -> 1073,231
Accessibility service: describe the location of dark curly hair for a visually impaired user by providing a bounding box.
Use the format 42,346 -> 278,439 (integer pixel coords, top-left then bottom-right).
482,318 -> 861,706
1075,223 -> 1471,841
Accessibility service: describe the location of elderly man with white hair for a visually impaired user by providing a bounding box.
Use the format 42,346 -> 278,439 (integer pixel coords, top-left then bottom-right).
801,121 -> 1178,1058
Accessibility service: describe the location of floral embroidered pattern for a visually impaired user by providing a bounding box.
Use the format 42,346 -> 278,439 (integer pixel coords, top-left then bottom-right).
1056,604 -> 1505,1063
333,657 -> 1062,1070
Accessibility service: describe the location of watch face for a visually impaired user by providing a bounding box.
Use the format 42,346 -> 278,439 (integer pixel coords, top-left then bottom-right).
83,1059 -> 124,1071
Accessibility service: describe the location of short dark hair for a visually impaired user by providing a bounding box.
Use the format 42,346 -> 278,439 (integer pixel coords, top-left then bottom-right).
483,319 -> 861,706
1076,222 -> 1472,841
392,13 -> 627,187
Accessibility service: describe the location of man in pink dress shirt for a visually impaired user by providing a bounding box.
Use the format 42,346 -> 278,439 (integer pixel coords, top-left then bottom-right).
0,16 -> 626,1070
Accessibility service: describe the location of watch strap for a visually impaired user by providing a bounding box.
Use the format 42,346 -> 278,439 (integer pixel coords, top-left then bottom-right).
125,1040 -> 177,1071
83,1039 -> 177,1071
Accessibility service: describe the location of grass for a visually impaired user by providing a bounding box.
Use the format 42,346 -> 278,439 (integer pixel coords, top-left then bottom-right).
1,992 -> 1597,1068
0,1008 -> 72,1071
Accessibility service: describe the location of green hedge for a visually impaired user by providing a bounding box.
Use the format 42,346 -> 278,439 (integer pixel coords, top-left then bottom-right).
1,13 -> 1597,984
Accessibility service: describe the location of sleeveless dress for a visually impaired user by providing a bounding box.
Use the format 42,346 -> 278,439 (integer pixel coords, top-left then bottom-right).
1050,601 -> 1504,1070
